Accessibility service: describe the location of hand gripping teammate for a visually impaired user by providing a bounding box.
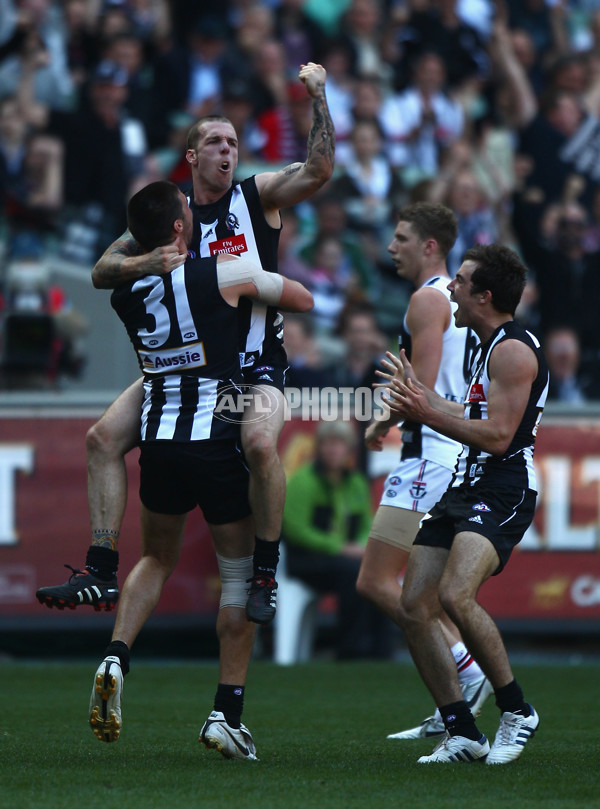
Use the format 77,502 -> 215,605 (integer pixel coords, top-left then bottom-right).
88,180 -> 313,758
356,203 -> 493,739
36,63 -> 335,624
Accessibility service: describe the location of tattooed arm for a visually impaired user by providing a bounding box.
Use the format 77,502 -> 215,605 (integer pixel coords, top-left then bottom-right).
255,62 -> 335,221
92,230 -> 188,289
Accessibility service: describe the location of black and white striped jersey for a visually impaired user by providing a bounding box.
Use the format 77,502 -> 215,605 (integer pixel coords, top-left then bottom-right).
451,320 -> 549,492
188,176 -> 282,369
111,255 -> 243,442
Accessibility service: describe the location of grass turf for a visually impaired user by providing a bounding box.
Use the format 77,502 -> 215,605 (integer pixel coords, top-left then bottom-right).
1,660 -> 598,809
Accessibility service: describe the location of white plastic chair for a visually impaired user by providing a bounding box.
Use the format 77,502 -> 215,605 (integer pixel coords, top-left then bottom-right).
273,544 -> 319,665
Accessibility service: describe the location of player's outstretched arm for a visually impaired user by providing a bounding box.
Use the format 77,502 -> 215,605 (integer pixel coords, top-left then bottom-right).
92,230 -> 187,289
256,63 -> 335,214
217,257 -> 313,312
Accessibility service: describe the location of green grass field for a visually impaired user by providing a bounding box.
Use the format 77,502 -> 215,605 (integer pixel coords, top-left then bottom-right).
2,660 -> 598,809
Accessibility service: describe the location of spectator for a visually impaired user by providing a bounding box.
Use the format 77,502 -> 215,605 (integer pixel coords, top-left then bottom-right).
381,51 -> 464,183
151,15 -> 231,129
61,0 -> 100,94
338,0 -> 393,83
278,206 -> 313,286
282,313 -> 327,389
325,302 -> 387,389
43,60 -> 150,256
0,0 -> 74,110
332,118 -> 404,237
304,235 -> 354,335
0,95 -> 64,249
102,31 -> 166,148
335,76 -> 384,166
299,193 -> 375,295
126,0 -> 171,48
274,0 -> 324,74
544,326 -> 588,404
250,40 -> 314,164
513,198 -> 600,376
392,0 -> 489,91
443,165 -> 498,277
314,36 -> 355,144
282,419 -> 393,660
506,0 -> 558,59
219,76 -> 266,166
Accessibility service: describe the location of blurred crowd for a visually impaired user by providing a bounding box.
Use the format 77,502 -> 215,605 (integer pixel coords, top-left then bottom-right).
1,0 -> 600,398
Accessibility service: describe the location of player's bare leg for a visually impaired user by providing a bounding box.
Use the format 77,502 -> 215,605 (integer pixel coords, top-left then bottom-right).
111,507 -> 186,647
438,532 -> 514,689
36,380 -> 143,611
241,386 -> 286,624
358,528 -> 490,739
90,507 -> 186,743
399,544 -> 465,708
200,516 -> 259,760
87,378 -> 143,551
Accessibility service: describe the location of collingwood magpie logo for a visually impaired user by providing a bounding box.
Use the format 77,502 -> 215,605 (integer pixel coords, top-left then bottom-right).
226,212 -> 239,231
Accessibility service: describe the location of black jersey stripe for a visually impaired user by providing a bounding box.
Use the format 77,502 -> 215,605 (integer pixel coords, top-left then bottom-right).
173,376 -> 201,441
144,377 -> 167,441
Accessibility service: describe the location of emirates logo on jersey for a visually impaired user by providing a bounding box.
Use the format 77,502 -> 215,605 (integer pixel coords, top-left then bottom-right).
467,383 -> 486,402
209,234 -> 248,256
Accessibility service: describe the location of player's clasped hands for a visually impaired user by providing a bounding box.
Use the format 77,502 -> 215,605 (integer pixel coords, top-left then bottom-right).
379,351 -> 430,422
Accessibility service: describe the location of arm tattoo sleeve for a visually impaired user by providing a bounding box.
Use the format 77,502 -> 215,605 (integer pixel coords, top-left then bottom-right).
306,89 -> 335,168
93,233 -> 143,287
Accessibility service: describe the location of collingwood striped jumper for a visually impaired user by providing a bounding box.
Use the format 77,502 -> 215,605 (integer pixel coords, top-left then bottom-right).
111,255 -> 243,442
451,320 -> 549,491
188,176 -> 284,370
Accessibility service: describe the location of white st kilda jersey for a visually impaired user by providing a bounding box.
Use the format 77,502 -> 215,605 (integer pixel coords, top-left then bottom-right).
399,276 -> 478,471
451,320 -> 549,491
188,176 -> 284,369
111,256 -> 243,443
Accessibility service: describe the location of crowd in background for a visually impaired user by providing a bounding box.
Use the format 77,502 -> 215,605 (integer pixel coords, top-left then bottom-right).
1,0 -> 600,399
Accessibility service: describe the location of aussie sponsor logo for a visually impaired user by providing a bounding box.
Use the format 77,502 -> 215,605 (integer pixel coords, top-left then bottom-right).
209,234 -> 248,255
472,502 -> 491,512
140,341 -> 207,374
385,489 -> 397,498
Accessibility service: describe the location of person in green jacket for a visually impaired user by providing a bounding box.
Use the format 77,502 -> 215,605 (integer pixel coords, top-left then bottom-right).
282,419 -> 393,659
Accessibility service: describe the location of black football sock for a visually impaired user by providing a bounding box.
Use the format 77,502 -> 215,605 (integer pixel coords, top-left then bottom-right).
494,679 -> 530,716
86,546 -> 119,581
214,683 -> 245,729
439,700 -> 482,741
103,640 -> 130,675
252,537 -> 280,577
